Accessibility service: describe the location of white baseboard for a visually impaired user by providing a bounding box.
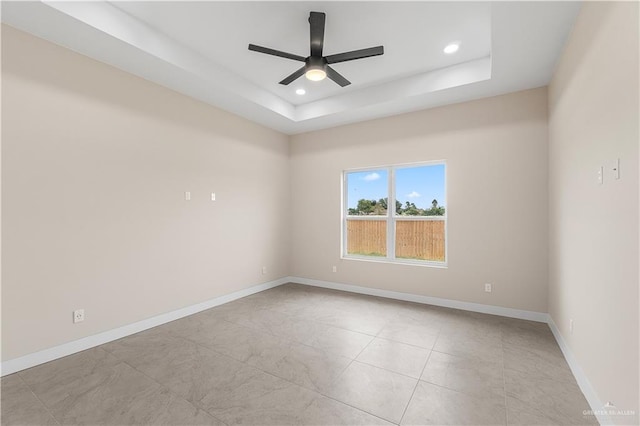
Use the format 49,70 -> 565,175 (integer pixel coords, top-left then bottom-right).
288,276 -> 549,322
1,277 -> 289,377
547,317 -> 613,426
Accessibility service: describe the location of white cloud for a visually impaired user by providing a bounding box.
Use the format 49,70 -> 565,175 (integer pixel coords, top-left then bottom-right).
407,191 -> 421,198
362,172 -> 381,181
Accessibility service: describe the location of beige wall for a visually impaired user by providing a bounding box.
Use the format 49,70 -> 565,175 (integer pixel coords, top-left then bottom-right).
548,2 -> 639,423
1,25 -> 290,361
290,88 -> 549,313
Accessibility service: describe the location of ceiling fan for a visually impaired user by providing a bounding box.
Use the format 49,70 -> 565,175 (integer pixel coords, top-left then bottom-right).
248,11 -> 384,87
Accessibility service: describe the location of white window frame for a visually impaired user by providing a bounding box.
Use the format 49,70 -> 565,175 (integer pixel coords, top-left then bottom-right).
341,160 -> 447,268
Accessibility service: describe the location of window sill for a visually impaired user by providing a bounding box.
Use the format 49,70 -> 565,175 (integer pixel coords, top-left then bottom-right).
341,255 -> 448,269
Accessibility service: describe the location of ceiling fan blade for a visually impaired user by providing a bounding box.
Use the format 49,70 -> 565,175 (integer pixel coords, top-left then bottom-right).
309,12 -> 325,57
326,66 -> 351,87
279,66 -> 307,85
325,46 -> 384,64
248,44 -> 306,62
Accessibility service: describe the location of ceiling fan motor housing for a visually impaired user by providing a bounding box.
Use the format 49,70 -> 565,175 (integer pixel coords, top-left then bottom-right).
306,56 -> 327,73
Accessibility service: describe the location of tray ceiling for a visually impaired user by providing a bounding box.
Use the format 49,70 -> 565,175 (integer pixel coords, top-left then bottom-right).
2,1 -> 581,134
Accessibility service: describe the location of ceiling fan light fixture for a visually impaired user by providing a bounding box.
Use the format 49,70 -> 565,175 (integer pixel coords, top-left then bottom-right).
305,67 -> 326,81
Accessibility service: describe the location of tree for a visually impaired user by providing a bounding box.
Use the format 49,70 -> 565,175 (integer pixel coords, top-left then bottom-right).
372,203 -> 387,215
424,199 -> 445,216
403,202 -> 420,216
356,199 -> 374,215
351,197 -> 444,216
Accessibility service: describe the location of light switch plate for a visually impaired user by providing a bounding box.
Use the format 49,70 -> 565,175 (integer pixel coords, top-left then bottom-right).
597,167 -> 603,185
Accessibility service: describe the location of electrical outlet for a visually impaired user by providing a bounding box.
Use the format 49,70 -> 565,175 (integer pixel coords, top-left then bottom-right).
211,192 -> 216,201
73,309 -> 85,323
185,191 -> 191,201
484,283 -> 492,293
569,319 -> 574,334
332,266 -> 337,273
262,266 -> 267,275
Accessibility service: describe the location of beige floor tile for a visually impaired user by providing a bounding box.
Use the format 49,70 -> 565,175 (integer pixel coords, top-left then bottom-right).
502,323 -> 560,352
19,347 -> 120,408
439,311 -> 505,342
377,319 -> 440,349
433,330 -> 503,361
301,394 -> 394,425
199,365 -> 318,425
356,337 -> 430,378
391,302 -> 449,326
232,288 -> 295,310
267,298 -> 324,318
506,395 -> 576,426
327,361 -> 417,423
206,298 -> 267,320
303,325 -> 374,359
503,342 -> 575,384
163,309 -> 241,342
504,368 -> 598,425
401,381 -> 506,425
230,308 -> 348,349
245,339 -> 352,393
102,329 -> 201,372
0,374 -> 58,426
441,322 -> 504,341
500,317 -> 551,335
121,343 -> 246,405
307,306 -> 390,335
221,307 -> 296,334
161,310 -> 218,337
168,314 -> 285,363
47,362 -> 222,425
421,350 -> 504,397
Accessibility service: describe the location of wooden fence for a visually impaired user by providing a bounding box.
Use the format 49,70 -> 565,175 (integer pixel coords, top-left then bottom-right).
347,219 -> 445,261
346,220 -> 387,257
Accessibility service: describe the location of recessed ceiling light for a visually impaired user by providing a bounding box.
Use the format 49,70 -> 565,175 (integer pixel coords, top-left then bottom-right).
443,42 -> 460,54
296,88 -> 306,95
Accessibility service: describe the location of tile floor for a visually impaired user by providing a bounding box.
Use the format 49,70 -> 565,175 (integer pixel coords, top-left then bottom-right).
1,283 -> 598,425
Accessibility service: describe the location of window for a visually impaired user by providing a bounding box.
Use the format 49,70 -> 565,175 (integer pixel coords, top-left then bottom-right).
343,162 -> 446,266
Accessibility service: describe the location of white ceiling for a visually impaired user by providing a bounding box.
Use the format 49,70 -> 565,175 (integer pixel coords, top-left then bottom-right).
2,1 -> 581,134
113,2 -> 492,105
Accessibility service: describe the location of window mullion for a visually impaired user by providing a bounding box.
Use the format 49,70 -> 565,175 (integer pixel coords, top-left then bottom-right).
342,172 -> 347,258
388,167 -> 395,260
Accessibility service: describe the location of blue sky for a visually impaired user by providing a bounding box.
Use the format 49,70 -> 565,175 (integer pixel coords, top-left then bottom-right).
347,164 -> 445,209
